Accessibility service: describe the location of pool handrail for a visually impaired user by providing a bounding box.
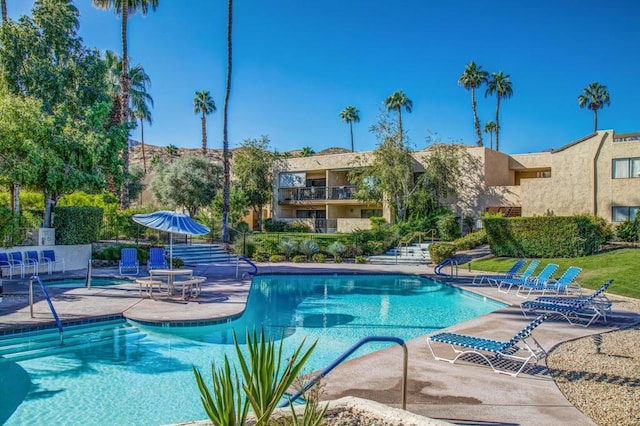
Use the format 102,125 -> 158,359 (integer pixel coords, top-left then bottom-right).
236,256 -> 257,278
281,335 -> 408,410
434,257 -> 458,277
29,275 -> 64,345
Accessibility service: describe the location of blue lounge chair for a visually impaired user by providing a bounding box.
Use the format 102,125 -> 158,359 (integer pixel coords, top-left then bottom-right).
148,247 -> 168,270
40,250 -> 65,274
25,250 -> 41,277
0,252 -> 23,278
472,259 -> 526,286
427,313 -> 550,377
520,280 -> 613,327
508,263 -> 560,298
119,248 -> 139,276
494,259 -> 541,291
533,266 -> 582,296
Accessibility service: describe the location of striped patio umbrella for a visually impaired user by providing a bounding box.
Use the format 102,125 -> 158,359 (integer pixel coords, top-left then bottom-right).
132,211 -> 210,269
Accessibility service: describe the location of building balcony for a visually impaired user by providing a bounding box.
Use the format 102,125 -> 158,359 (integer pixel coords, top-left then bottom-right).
278,186 -> 359,203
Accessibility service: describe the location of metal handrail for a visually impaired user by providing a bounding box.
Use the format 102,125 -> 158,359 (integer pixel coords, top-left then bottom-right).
395,229 -> 436,264
29,275 -> 64,345
236,256 -> 257,278
281,335 -> 408,410
434,258 -> 458,278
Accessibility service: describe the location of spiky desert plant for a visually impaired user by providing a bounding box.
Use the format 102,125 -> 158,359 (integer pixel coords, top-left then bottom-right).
278,238 -> 298,260
298,239 -> 319,260
326,241 -> 346,262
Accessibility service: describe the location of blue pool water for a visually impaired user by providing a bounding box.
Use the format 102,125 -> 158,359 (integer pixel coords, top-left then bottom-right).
42,278 -> 131,288
0,274 -> 505,425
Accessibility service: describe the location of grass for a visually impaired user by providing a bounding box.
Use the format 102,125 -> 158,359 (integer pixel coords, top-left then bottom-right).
469,247 -> 640,299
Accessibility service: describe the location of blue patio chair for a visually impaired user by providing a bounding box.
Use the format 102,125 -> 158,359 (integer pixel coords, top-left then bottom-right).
0,252 -> 23,279
147,247 -> 168,270
532,266 -> 582,296
40,250 -> 66,274
520,280 -> 613,327
119,248 -> 139,276
472,259 -> 526,286
504,263 -> 559,298
25,250 -> 41,277
427,313 -> 550,377
493,259 -> 541,291
8,251 -> 27,278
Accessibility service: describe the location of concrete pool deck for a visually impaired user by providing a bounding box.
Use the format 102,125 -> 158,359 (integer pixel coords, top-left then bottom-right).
1,261 -> 638,425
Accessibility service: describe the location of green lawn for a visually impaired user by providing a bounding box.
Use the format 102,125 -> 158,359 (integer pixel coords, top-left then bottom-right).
469,248 -> 640,299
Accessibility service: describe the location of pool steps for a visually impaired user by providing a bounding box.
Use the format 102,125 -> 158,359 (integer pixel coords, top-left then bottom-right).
0,320 -> 145,362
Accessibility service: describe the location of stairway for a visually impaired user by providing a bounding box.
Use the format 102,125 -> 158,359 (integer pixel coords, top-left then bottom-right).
0,320 -> 146,362
367,243 -> 431,265
170,244 -> 237,265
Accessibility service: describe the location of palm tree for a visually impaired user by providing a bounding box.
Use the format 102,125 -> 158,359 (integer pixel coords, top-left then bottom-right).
300,146 -> 315,157
578,81 -> 611,133
92,0 -> 159,208
384,90 -> 412,146
458,61 -> 489,147
483,121 -> 497,150
485,71 -> 513,152
132,95 -> 152,173
1,0 -> 7,23
221,0 -> 233,244
339,106 -> 360,152
193,91 -> 216,155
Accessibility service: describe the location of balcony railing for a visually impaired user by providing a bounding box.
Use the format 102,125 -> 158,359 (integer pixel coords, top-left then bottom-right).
278,185 -> 358,202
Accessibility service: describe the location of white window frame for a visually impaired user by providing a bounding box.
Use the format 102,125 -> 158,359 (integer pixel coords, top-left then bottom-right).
612,157 -> 640,179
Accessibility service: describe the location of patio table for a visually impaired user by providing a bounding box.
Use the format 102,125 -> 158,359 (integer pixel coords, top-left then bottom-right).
149,269 -> 193,297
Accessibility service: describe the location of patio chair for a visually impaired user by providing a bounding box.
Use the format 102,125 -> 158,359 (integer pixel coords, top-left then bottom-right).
493,259 -> 540,291
0,252 -> 23,279
427,313 -> 550,377
501,263 -> 559,298
25,250 -> 41,277
147,247 -> 168,270
119,248 -> 139,276
520,280 -> 613,327
471,259 -> 526,286
9,251 -> 27,278
532,266 -> 582,296
40,250 -> 66,274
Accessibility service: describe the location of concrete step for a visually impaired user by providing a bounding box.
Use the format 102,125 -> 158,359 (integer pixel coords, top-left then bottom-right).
169,244 -> 237,265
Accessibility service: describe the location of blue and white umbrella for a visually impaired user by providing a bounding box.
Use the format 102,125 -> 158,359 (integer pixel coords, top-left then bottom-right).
132,210 -> 210,269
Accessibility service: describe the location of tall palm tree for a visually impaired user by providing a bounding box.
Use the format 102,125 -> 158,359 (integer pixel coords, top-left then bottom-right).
483,121 -> 497,150
132,95 -> 152,173
458,61 -> 488,147
221,0 -> 233,244
384,90 -> 412,146
92,0 -> 159,208
578,81 -> 611,133
339,106 -> 360,152
485,71 -> 513,152
193,90 -> 216,155
1,0 -> 7,23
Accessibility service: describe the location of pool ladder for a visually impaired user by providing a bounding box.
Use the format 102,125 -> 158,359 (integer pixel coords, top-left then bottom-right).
236,256 -> 257,279
29,275 -> 64,345
281,336 -> 408,410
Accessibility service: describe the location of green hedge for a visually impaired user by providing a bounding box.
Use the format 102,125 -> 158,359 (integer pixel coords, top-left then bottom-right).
54,206 -> 104,244
484,215 -> 609,258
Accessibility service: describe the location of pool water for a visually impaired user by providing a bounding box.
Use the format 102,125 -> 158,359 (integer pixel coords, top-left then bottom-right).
0,274 -> 504,426
42,277 -> 132,288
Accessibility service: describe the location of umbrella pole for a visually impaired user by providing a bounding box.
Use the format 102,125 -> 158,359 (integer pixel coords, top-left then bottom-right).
170,232 -> 173,270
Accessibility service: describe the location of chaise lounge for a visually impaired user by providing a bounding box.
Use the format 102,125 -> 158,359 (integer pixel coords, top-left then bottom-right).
472,259 -> 527,286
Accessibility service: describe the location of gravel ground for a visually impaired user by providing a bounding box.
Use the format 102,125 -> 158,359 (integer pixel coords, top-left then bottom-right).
546,295 -> 640,426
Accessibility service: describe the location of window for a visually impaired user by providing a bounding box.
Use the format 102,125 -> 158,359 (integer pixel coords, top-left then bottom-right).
612,157 -> 640,178
279,172 -> 306,188
361,209 -> 383,218
612,206 -> 640,222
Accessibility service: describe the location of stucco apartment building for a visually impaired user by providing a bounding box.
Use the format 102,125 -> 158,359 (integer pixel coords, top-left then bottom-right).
271,130 -> 640,233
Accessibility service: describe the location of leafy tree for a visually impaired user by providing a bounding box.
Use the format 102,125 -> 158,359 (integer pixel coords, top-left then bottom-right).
483,121 -> 497,150
300,146 -> 315,157
233,136 -> 277,231
212,184 -> 249,232
92,0 -> 159,208
458,61 -> 488,146
578,81 -> 610,133
221,0 -> 233,244
149,154 -> 223,217
383,90 -> 412,147
339,105 -> 360,152
485,71 -> 513,151
166,144 -> 178,158
1,0 -> 6,23
194,90 -> 216,155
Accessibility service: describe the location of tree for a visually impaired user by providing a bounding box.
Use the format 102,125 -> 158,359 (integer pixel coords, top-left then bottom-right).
458,61 -> 488,147
212,184 -> 249,232
193,90 -> 216,155
92,0 -> 159,208
483,121 -> 497,150
148,154 -> 223,217
1,0 -> 6,23
383,90 -> 412,147
233,136 -> 277,231
339,105 -> 360,152
300,146 -> 315,157
485,71 -> 513,152
578,81 -> 610,133
221,0 -> 233,245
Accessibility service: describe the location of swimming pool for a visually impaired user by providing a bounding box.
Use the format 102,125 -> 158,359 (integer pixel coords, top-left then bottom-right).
0,274 -> 505,425
40,277 -> 132,288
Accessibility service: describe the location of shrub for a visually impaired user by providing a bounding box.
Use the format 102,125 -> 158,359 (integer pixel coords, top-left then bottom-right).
278,238 -> 298,260
264,218 -> 287,232
292,254 -> 306,263
453,230 -> 487,251
354,256 -> 367,264
312,253 -> 326,263
54,206 -> 104,244
233,237 -> 256,258
298,239 -> 319,260
326,241 -> 346,261
616,219 -> 639,242
333,255 -> 343,263
269,254 -> 285,262
436,213 -> 461,241
252,253 -> 267,262
429,242 -> 456,264
171,257 -> 184,268
284,221 -> 312,233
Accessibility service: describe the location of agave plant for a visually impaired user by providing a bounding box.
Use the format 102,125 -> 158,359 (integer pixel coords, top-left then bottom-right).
326,241 -> 346,262
298,239 -> 319,260
278,238 -> 298,260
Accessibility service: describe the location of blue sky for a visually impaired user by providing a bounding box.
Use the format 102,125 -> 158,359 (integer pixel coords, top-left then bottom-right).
7,1 -> 640,154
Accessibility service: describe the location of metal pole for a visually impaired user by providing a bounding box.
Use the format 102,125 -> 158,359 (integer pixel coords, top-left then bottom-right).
86,258 -> 92,289
29,278 -> 34,318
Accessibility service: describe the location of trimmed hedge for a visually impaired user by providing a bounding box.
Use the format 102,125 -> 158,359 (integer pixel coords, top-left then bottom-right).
54,206 -> 103,244
484,215 -> 609,258
429,242 -> 456,264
